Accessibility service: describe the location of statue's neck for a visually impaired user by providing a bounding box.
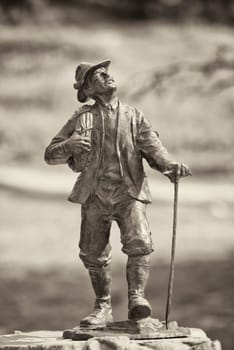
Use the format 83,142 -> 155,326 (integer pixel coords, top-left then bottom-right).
94,90 -> 118,106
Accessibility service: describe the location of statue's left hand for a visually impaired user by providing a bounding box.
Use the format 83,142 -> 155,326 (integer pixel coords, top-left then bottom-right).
163,162 -> 191,182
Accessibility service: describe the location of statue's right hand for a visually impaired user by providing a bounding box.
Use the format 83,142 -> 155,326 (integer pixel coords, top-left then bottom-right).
66,134 -> 91,154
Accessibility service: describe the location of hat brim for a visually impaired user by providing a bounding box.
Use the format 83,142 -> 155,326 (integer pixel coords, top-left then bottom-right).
77,59 -> 111,103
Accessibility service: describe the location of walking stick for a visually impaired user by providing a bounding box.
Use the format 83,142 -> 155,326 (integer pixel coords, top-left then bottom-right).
164,167 -> 180,329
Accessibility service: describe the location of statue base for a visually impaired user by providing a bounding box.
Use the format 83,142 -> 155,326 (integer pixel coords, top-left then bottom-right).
0,329 -> 222,350
63,318 -> 192,340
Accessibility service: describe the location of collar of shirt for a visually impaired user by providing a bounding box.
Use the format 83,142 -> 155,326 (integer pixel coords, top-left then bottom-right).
97,98 -> 119,113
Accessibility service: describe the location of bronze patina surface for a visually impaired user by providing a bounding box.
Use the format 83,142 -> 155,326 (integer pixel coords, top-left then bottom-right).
45,60 -> 191,330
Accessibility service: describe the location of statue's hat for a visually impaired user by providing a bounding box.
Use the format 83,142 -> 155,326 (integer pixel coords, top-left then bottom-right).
74,59 -> 111,102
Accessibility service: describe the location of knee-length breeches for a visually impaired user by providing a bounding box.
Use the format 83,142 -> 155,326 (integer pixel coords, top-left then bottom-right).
79,196 -> 153,269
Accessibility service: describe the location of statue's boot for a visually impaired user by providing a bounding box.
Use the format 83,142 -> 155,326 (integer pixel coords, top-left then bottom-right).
127,255 -> 152,320
80,267 -> 113,327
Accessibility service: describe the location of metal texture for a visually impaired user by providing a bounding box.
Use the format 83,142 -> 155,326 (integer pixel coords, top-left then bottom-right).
45,61 -> 191,329
165,170 -> 179,329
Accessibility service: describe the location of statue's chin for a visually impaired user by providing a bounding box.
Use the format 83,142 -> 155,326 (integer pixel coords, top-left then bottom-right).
108,85 -> 117,93
93,85 -> 117,99
101,86 -> 117,94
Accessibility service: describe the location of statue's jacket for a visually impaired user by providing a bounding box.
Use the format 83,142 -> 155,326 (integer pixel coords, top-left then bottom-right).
45,101 -> 174,204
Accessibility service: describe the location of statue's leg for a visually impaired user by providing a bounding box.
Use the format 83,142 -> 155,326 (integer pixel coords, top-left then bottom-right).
79,197 -> 113,326
116,199 -> 153,320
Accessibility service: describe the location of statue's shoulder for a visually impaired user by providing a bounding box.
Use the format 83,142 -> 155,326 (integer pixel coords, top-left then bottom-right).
62,104 -> 93,126
125,104 -> 145,126
119,102 -> 136,118
74,104 -> 94,118
122,102 -> 142,116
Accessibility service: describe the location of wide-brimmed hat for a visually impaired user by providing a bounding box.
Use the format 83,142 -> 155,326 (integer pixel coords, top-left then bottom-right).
74,59 -> 111,102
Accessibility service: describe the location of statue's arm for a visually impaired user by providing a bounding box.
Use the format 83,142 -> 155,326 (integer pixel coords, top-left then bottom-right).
136,110 -> 174,173
44,113 -> 77,165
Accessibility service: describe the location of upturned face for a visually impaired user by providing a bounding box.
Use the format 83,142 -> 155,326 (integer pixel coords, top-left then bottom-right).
88,67 -> 117,94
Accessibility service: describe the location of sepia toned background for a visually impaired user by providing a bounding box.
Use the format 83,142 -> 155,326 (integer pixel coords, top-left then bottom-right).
0,1 -> 233,348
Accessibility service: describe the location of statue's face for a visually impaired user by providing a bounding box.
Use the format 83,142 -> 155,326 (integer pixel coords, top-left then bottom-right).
88,67 -> 117,94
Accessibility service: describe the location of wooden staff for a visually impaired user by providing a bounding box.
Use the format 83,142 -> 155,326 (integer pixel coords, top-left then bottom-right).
163,167 -> 179,329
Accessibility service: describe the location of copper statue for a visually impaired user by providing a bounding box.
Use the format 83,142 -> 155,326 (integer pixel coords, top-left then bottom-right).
44,60 -> 190,329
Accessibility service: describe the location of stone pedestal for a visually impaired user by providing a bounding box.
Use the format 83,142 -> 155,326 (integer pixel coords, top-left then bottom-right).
63,318 -> 192,340
0,330 -> 222,350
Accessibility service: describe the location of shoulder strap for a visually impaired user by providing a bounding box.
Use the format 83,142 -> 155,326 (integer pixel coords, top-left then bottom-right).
74,104 -> 93,136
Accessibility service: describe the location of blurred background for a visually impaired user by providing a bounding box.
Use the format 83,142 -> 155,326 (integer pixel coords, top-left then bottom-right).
0,1 -> 233,348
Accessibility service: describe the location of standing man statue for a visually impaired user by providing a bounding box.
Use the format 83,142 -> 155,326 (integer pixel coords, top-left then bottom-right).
44,60 -> 190,327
